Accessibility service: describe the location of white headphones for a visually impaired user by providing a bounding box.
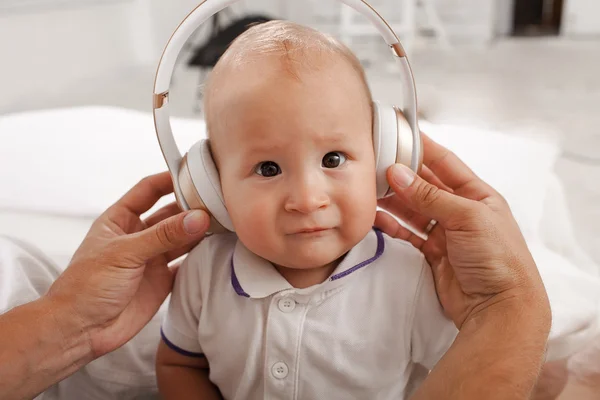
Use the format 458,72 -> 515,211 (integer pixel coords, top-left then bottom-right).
153,0 -> 423,233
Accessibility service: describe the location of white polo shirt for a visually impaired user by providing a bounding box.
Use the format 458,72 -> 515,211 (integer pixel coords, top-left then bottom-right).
161,228 -> 458,399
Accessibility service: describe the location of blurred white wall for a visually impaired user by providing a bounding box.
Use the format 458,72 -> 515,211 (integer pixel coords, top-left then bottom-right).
563,0 -> 600,36
435,0 -> 496,42
2,0 -> 600,113
144,0 -> 207,63
0,1 -> 145,109
495,0 -> 515,36
0,0 -> 283,111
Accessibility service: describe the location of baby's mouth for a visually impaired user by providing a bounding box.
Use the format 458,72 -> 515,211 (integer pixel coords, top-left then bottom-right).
289,227 -> 334,236
299,227 -> 327,233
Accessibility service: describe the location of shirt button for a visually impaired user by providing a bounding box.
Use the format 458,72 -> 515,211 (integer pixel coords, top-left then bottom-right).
278,297 -> 296,313
271,361 -> 289,379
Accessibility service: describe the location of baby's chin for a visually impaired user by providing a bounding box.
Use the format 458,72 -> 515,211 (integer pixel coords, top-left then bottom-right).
265,244 -> 351,271
239,225 -> 371,270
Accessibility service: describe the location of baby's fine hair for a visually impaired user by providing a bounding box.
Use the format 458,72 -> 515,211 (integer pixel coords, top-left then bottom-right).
203,20 -> 372,121
221,20 -> 368,81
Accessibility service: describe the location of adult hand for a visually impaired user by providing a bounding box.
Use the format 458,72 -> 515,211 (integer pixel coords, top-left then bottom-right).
47,172 -> 209,357
375,134 -> 551,330
376,134 -> 552,399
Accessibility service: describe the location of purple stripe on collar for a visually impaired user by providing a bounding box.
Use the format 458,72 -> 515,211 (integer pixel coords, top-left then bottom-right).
230,256 -> 250,298
330,228 -> 385,281
160,328 -> 206,358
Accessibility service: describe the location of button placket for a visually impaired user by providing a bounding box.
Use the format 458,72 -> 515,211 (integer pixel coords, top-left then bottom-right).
264,292 -> 306,396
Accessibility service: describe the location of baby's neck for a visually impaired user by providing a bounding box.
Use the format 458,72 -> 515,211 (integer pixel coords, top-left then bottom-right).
274,257 -> 344,289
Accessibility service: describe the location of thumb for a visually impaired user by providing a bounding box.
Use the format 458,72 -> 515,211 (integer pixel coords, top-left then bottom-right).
126,210 -> 209,261
387,164 -> 473,225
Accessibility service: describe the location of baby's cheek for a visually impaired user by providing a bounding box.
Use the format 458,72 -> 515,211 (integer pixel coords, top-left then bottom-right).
342,173 -> 377,228
230,199 -> 256,225
222,177 -> 264,225
348,166 -> 377,203
230,198 -> 273,237
233,200 -> 282,261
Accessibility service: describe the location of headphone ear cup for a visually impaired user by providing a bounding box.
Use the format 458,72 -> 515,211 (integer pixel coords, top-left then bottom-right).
393,107 -> 422,178
372,101 -> 398,199
177,155 -> 227,234
372,101 -> 422,198
180,140 -> 235,232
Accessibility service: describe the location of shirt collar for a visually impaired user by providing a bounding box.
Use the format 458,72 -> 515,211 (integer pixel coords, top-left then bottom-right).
230,228 -> 385,299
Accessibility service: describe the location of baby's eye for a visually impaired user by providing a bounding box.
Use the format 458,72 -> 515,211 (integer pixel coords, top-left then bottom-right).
255,161 -> 281,177
322,152 -> 346,169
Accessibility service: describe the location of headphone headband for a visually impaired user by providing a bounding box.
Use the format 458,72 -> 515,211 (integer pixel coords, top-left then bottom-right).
153,0 -> 420,210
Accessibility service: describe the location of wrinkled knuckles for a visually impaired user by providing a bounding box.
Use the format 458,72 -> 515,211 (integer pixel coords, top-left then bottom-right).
155,221 -> 180,249
413,182 -> 443,210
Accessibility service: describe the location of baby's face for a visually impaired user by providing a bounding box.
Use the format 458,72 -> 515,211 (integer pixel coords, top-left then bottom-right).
210,55 -> 377,270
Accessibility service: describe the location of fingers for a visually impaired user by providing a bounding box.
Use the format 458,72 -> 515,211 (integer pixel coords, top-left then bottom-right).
374,210 -> 412,241
374,211 -> 426,249
378,162 -> 452,233
420,164 -> 453,193
144,202 -> 182,228
168,261 -> 183,276
421,134 -> 479,191
121,210 -> 209,262
374,211 -> 447,270
420,226 -> 447,271
453,179 -> 499,204
164,240 -> 201,264
386,164 -> 477,228
116,172 -> 175,216
377,196 -> 432,238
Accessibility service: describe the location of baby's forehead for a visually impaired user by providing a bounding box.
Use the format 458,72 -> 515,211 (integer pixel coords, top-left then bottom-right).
210,40 -> 353,89
205,22 -> 369,101
206,54 -> 364,130
205,21 -> 372,147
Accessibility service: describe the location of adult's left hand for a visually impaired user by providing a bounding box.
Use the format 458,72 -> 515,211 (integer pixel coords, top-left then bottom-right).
47,172 -> 209,357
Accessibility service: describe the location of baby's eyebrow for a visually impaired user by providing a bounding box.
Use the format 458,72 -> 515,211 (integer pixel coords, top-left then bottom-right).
311,130 -> 354,146
239,130 -> 354,156
323,131 -> 351,143
241,141 -> 286,156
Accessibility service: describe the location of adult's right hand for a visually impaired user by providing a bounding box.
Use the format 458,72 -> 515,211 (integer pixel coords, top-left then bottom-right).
376,134 -> 552,399
376,134 -> 551,330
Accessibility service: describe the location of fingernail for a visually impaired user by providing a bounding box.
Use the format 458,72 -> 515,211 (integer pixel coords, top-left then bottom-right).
183,211 -> 208,234
391,164 -> 415,189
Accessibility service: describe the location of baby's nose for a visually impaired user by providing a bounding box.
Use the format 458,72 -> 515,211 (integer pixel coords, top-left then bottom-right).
284,176 -> 330,214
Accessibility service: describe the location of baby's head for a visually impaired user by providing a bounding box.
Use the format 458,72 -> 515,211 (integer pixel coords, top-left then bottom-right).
204,20 -> 377,271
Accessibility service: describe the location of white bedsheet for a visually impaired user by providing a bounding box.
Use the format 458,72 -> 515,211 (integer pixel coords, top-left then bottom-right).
0,210 -> 92,268
1,106 -> 599,361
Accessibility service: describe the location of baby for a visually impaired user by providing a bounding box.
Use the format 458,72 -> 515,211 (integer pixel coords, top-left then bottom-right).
156,20 -> 457,399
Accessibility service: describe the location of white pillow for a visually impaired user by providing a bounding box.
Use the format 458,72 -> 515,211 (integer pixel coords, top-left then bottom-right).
420,121 -> 560,243
0,106 -> 206,217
